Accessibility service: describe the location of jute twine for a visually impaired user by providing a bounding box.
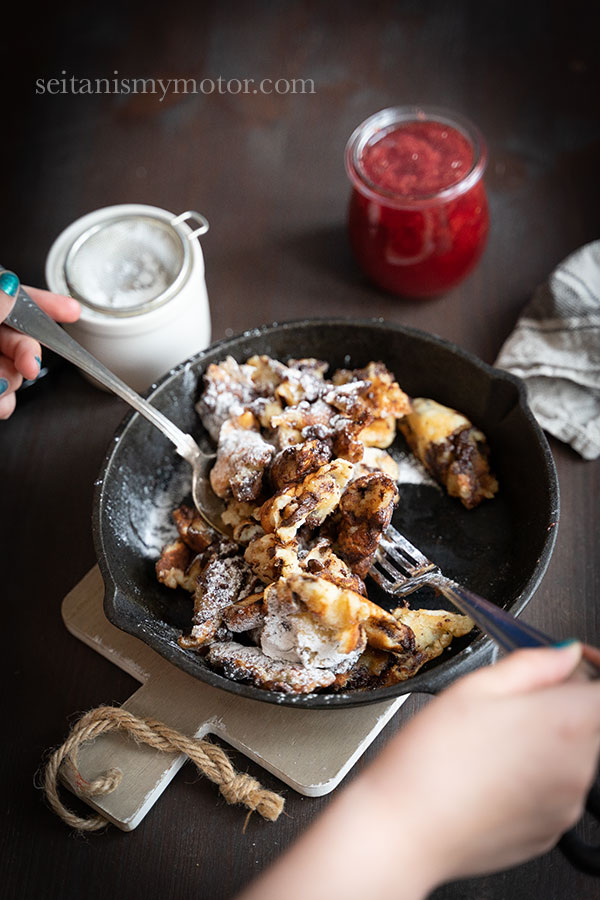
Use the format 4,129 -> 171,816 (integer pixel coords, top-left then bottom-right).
42,706 -> 285,832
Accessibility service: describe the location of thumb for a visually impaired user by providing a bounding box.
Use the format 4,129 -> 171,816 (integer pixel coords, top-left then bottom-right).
469,642 -> 583,697
0,269 -> 20,320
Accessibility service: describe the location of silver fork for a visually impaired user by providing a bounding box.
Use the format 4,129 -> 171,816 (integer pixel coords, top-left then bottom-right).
372,523 -> 569,654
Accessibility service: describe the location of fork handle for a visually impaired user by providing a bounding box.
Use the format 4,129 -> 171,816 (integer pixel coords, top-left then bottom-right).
435,577 -> 600,679
432,577 -> 556,652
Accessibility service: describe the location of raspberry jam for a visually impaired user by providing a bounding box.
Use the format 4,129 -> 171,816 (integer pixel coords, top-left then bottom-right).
345,107 -> 489,298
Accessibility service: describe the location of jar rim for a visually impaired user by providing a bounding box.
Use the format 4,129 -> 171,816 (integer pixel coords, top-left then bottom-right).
345,105 -> 487,209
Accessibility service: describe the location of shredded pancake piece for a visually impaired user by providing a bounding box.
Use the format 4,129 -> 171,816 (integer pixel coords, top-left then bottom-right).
210,411 -> 275,502
270,398 -> 335,449
196,356 -> 259,441
221,499 -> 264,543
352,447 -> 400,481
301,538 -> 367,596
333,472 -> 399,578
172,504 -> 216,553
192,555 -> 260,624
261,574 -> 369,671
380,608 -> 475,683
259,458 -> 354,543
330,362 -> 412,420
207,642 -> 337,693
244,533 -> 301,584
156,538 -> 196,591
221,592 -> 266,633
399,397 -> 498,509
269,439 -> 333,491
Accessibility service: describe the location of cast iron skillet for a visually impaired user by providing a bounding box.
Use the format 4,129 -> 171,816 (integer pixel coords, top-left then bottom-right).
93,319 -> 559,709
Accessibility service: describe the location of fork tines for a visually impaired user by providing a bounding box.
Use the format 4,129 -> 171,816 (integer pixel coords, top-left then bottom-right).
379,525 -> 438,577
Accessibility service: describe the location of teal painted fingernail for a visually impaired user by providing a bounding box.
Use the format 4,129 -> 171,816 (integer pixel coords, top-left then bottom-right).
0,378 -> 8,395
554,638 -> 578,648
35,355 -> 41,369
0,271 -> 19,297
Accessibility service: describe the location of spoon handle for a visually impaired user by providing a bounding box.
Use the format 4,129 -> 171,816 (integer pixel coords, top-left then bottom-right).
6,284 -> 200,462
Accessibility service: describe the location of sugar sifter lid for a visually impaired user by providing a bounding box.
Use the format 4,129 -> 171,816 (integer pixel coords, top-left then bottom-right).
62,210 -> 209,317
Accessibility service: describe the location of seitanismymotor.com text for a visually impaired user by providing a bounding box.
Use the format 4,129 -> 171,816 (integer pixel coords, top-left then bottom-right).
35,72 -> 316,101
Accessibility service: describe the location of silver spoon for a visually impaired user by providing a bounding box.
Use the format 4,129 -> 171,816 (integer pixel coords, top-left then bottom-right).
5,284 -> 229,535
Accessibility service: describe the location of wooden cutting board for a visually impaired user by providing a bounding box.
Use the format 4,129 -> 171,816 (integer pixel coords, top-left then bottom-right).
61,566 -> 408,830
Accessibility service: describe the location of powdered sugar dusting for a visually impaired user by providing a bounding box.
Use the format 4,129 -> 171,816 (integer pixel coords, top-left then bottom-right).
391,449 -> 440,489
70,218 -> 180,309
208,642 -> 337,692
281,365 -> 326,402
211,422 -> 274,501
195,556 -> 258,621
196,356 -> 258,440
261,610 -> 362,673
133,465 -> 192,557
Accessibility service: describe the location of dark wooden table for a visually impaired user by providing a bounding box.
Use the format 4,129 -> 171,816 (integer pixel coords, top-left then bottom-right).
2,2 -> 599,898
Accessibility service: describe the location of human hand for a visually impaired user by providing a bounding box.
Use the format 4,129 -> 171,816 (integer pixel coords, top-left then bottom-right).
363,641 -> 600,889
0,271 -> 80,419
240,643 -> 600,900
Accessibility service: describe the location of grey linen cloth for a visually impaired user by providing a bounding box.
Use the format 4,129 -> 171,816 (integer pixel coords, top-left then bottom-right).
495,240 -> 600,460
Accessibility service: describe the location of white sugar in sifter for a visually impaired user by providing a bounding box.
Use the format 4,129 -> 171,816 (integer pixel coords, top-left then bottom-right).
45,204 -> 212,392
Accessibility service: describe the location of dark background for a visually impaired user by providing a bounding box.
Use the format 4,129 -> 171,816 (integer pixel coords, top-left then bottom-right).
1,2 -> 599,898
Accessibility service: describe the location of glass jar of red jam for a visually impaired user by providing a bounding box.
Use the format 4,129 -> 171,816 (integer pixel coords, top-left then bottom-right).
345,106 -> 489,298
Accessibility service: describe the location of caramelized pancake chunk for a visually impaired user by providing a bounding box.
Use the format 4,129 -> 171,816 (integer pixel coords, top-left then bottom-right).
156,539 -> 193,590
399,398 -> 498,508
173,504 -> 216,553
269,439 -> 332,490
192,555 -> 260,624
207,642 -> 336,693
210,412 -> 275,502
244,533 -> 300,584
196,356 -> 258,441
330,361 -> 411,421
259,458 -> 354,542
381,608 -> 475,683
261,575 -> 368,670
335,472 -> 399,578
302,538 -> 367,596
222,592 -> 266,633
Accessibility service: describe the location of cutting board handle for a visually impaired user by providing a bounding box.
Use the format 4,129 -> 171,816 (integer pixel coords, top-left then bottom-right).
61,666 -> 216,831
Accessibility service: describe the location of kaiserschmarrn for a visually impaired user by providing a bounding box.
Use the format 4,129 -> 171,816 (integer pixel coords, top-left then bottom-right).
156,354 -> 498,694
